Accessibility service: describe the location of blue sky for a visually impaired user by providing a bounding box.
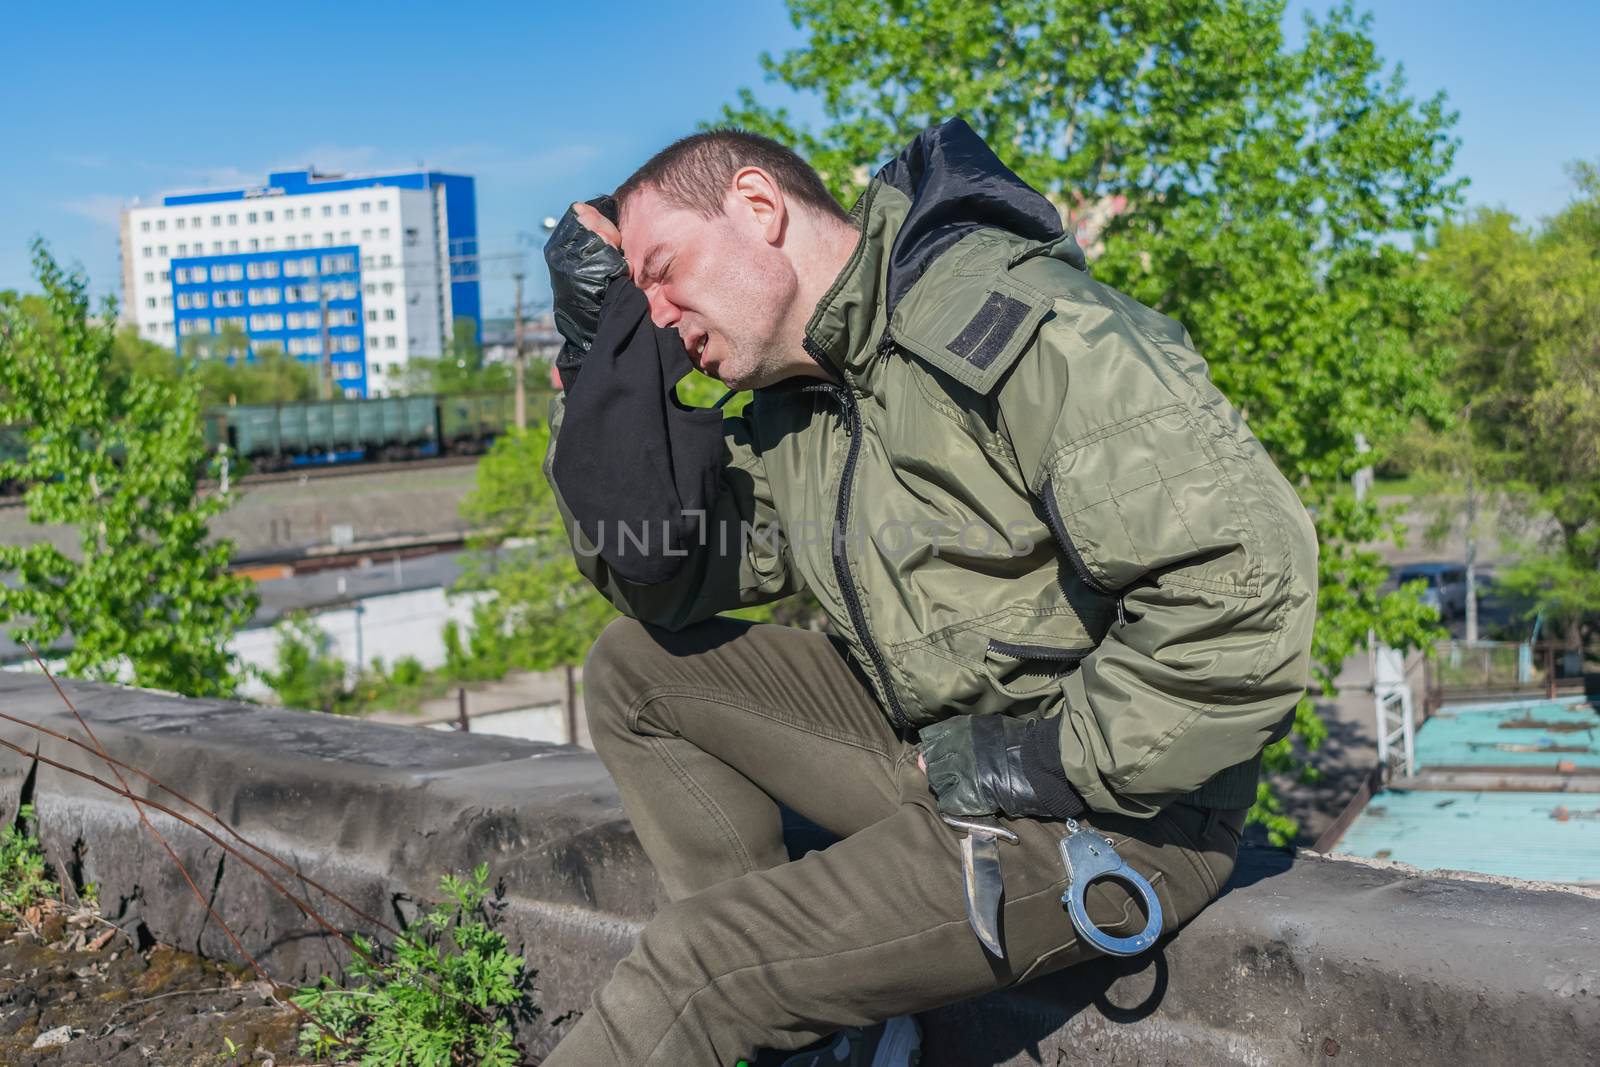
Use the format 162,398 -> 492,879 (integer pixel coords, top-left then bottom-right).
1,1 -> 1595,320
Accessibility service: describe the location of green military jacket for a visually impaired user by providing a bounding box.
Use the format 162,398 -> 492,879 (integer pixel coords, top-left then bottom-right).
546,120 -> 1318,818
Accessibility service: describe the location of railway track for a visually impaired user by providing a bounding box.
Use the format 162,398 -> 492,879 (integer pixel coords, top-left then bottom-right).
0,453 -> 483,509
223,453 -> 481,488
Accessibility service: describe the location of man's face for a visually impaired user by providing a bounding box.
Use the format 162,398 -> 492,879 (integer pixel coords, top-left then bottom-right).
618,185 -> 800,391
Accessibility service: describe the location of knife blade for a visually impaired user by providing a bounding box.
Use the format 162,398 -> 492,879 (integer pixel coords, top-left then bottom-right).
941,815 -> 1018,960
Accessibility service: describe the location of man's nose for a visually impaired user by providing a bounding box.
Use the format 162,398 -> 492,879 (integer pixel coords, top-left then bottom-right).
644,286 -> 680,329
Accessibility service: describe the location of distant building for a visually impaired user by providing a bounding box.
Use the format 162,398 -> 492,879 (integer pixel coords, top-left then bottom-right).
480,313 -> 561,366
120,168 -> 480,398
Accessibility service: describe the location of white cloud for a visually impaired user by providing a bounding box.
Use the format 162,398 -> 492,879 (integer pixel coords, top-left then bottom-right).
60,194 -> 126,228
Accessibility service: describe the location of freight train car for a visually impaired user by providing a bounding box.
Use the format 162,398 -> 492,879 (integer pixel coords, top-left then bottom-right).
202,391 -> 523,472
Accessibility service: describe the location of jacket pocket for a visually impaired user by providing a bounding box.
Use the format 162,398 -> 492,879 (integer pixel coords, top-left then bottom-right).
1043,405 -> 1262,597
887,606 -> 1099,722
983,638 -> 1088,701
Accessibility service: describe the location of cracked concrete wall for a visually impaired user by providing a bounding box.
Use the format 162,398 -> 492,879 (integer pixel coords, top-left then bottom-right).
1,673 -> 1596,1064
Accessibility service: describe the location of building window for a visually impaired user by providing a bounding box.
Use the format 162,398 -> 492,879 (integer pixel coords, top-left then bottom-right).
262,261 -> 279,278
361,228 -> 371,241
140,221 -> 150,233
211,215 -> 221,226
192,217 -> 201,228
383,308 -> 395,321
212,241 -> 222,253
159,270 -> 170,281
265,237 -> 276,249
321,205 -> 332,218
227,213 -> 238,225
363,283 -> 375,295
142,246 -> 152,258
339,230 -> 351,243
248,238 -> 259,251
177,243 -> 187,256
378,200 -> 389,213
303,233 -> 313,246
246,262 -> 262,280
142,271 -> 154,283
380,254 -> 392,267
175,218 -> 185,230
193,292 -> 209,309
247,212 -> 258,224
361,201 -> 371,214
322,232 -> 334,244
365,309 -> 377,322
175,268 -> 189,284
379,227 -> 390,240
339,203 -> 349,216
286,236 -> 297,249
228,240 -> 239,252
264,210 -> 274,222
191,266 -> 207,282
156,219 -> 166,232
385,336 -> 396,349
146,297 -> 156,308
381,281 -> 393,295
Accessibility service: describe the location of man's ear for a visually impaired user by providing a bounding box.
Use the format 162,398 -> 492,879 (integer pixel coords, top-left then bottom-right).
730,167 -> 785,245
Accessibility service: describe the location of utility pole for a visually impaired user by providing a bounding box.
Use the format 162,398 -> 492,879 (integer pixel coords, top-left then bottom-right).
319,283 -> 333,401
512,270 -> 527,430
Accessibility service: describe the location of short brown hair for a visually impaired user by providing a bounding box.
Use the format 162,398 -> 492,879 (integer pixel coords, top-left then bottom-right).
615,128 -> 847,222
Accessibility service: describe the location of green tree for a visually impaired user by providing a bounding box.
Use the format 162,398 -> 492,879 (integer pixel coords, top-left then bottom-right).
453,425 -> 615,673
109,324 -> 182,387
1418,165 -> 1600,649
723,0 -> 1462,840
0,241 -> 255,697
263,612 -> 353,714
193,345 -> 319,407
448,314 -> 484,373
401,355 -> 516,398
182,327 -> 319,406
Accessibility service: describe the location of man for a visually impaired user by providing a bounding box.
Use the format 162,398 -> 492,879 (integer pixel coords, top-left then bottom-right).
539,119 -> 1318,1066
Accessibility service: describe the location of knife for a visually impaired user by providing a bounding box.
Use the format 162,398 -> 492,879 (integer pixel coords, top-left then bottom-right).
939,814 -> 1019,959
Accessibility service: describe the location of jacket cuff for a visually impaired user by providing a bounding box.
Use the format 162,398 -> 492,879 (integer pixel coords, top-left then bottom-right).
1020,721 -> 1086,819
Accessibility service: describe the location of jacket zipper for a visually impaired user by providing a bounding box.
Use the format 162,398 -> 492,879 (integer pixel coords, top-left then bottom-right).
802,334 -> 913,731
1040,477 -> 1128,626
986,637 -> 1091,665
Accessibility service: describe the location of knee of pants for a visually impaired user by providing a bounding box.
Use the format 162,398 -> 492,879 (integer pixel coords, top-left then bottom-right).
583,616 -> 658,750
619,894 -> 741,1013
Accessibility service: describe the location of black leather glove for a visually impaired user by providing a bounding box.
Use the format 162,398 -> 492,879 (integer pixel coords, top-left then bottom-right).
917,714 -> 1086,820
544,196 -> 627,389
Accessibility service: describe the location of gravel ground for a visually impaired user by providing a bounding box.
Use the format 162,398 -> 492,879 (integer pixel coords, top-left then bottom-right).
0,920 -> 303,1066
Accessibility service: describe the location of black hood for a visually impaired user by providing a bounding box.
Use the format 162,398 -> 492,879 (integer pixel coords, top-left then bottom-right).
875,118 -> 1064,317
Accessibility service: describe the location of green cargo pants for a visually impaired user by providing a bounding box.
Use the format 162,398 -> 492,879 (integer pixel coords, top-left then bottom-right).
541,616 -> 1245,1067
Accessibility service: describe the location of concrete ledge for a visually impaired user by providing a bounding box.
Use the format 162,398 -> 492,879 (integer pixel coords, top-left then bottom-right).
2,673 -> 1597,1064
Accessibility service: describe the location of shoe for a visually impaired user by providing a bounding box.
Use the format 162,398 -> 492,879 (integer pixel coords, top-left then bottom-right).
752,1014 -> 921,1067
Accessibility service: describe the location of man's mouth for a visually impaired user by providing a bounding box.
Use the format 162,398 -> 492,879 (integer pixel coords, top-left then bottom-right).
687,331 -> 711,364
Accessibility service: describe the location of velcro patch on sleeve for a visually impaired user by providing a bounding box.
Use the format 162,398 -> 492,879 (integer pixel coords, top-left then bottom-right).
946,291 -> 1032,371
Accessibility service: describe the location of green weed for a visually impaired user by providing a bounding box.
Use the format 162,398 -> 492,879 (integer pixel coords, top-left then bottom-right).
293,864 -> 532,1066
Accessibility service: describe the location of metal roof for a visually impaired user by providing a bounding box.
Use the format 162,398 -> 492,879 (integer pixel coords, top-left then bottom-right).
1417,696 -> 1598,773
1336,788 -> 1600,886
1333,694 -> 1600,885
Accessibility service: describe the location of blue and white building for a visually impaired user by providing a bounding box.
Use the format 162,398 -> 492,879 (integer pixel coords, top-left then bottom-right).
120,168 -> 479,397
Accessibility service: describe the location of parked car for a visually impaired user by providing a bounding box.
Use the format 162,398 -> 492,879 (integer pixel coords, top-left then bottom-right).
1391,562 -> 1470,619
